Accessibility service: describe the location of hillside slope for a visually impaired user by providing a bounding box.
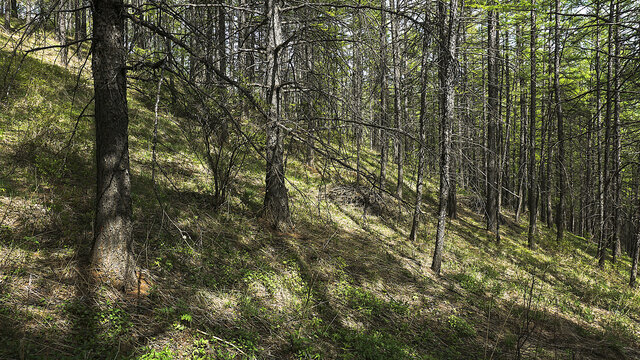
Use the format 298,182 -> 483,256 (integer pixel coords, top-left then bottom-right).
1,30 -> 640,360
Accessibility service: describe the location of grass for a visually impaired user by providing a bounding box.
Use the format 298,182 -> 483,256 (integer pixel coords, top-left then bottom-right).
1,27 -> 640,359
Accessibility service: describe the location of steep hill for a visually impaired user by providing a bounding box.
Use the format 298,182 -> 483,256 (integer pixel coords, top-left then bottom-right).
1,29 -> 640,360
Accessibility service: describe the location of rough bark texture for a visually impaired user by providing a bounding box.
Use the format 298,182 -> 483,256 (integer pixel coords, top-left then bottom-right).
263,0 -> 291,230
91,0 -> 136,291
432,0 -> 458,275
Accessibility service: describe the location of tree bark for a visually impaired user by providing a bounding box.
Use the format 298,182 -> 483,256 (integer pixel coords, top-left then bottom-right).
377,0 -> 389,193
611,0 -> 621,262
409,33 -> 429,243
554,0 -> 565,242
391,0 -> 403,199
4,0 -> 10,30
91,0 -> 136,291
528,0 -> 538,250
263,0 -> 291,230
594,0 -> 606,266
600,0 -> 614,266
432,0 -> 458,275
515,24 -> 527,223
486,1 -> 499,234
57,0 -> 68,65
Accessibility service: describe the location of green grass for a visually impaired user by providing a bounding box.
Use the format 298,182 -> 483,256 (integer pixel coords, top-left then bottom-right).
1,27 -> 640,359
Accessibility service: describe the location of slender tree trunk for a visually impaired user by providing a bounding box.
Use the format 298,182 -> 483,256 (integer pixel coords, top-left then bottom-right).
409,36 -> 429,243
554,0 -> 565,242
594,0 -> 606,266
631,218 -> 640,287
600,0 -> 614,266
377,0 -> 388,193
4,0 -> 10,30
263,0 -> 291,230
91,0 -> 136,291
528,0 -> 538,249
611,0 -> 621,262
57,0 -> 68,65
515,25 -> 527,222
486,2 -> 499,234
391,0 -> 403,199
304,45 -> 315,166
352,9 -> 363,185
631,160 -> 640,287
432,0 -> 458,275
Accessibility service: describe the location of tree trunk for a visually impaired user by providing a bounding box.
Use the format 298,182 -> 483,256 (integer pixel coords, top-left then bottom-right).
432,0 -> 458,275
4,0 -> 10,30
515,25 -> 527,222
631,160 -> 640,287
391,0 -> 403,199
57,0 -> 68,65
528,0 -> 538,249
554,0 -> 565,242
611,0 -> 621,262
486,2 -> 499,234
631,220 -> 640,287
409,34 -> 429,243
91,0 -> 136,291
352,8 -> 363,185
377,0 -> 388,193
263,0 -> 291,230
594,0 -> 606,266
600,0 -> 614,266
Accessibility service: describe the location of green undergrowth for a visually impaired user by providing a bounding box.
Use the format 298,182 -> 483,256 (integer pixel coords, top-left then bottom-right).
1,28 -> 640,359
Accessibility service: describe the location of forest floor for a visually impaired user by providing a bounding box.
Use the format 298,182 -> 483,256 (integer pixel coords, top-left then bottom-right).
1,28 -> 640,360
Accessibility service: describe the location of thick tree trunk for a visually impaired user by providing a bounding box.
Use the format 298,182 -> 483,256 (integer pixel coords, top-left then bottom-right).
432,0 -> 458,275
528,0 -> 538,249
91,0 -> 136,291
263,0 -> 291,230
